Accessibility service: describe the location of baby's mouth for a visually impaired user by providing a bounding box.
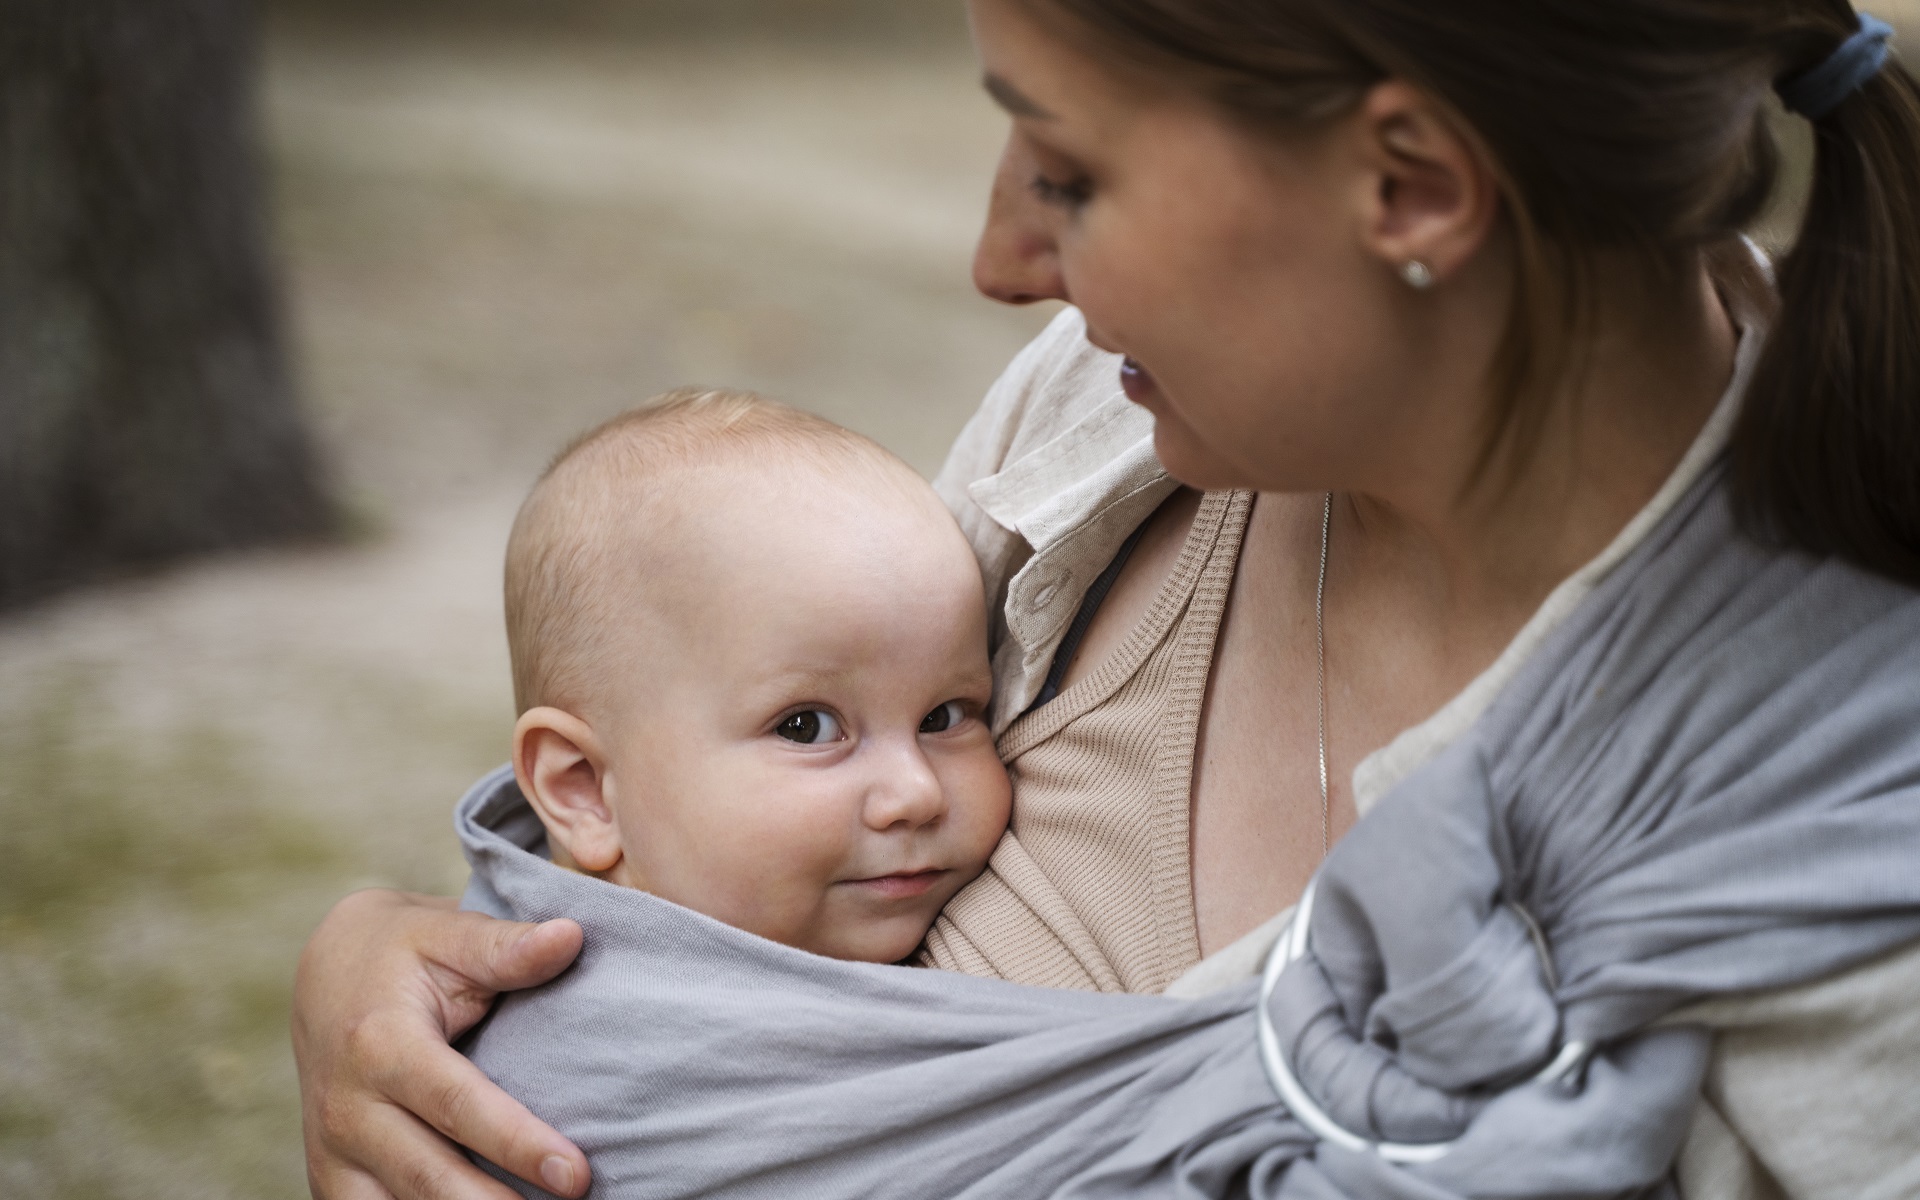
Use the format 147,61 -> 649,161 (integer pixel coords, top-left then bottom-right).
844,869 -> 947,900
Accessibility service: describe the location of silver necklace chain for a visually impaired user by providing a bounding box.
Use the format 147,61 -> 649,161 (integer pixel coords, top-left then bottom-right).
1315,493 -> 1332,859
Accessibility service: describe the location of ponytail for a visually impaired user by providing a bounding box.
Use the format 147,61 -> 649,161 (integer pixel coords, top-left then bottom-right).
1735,45 -> 1920,585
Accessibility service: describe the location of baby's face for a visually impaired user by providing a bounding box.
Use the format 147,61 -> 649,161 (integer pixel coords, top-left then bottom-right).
556,467 -> 1009,962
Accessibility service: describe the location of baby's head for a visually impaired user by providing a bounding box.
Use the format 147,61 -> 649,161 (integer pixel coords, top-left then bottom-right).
504,390 -> 1009,963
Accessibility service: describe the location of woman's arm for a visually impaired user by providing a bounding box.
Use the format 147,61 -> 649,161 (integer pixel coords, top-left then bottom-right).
292,889 -> 591,1200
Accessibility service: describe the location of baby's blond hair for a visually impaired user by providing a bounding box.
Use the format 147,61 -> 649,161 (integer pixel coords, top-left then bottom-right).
504,389 -> 915,714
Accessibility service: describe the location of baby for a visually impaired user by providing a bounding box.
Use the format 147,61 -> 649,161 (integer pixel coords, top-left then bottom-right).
498,387 -> 1011,963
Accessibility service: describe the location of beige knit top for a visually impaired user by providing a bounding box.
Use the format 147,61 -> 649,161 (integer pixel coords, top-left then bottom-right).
921,490 -> 1253,994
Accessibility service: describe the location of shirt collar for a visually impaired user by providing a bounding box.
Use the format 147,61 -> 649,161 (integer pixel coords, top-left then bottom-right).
968,390 -> 1166,556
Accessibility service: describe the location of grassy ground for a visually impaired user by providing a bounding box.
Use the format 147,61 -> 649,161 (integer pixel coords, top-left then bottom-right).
0,683 -> 344,1197
0,14 -> 1050,1197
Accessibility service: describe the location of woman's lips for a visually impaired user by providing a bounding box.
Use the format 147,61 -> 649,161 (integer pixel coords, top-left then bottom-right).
845,869 -> 946,900
1119,357 -> 1161,407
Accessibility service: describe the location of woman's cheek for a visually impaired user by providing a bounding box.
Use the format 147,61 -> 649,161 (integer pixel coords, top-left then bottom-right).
1057,222 -> 1141,339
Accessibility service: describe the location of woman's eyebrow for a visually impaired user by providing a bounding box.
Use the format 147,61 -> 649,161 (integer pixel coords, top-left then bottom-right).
983,73 -> 1056,120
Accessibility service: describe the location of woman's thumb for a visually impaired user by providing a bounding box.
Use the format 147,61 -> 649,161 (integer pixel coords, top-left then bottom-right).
433,912 -> 584,994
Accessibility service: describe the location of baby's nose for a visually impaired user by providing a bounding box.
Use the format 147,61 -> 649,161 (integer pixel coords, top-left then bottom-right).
864,743 -> 948,830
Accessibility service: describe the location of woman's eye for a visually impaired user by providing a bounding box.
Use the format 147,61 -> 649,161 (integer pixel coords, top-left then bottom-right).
1029,173 -> 1092,210
776,710 -> 844,745
920,701 -> 967,735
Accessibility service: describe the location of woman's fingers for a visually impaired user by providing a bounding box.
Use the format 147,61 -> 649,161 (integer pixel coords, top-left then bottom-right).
303,1029 -> 586,1200
311,1095 -> 538,1200
414,912 -> 585,1036
305,1157 -> 402,1200
293,891 -> 589,1200
368,1039 -> 590,1199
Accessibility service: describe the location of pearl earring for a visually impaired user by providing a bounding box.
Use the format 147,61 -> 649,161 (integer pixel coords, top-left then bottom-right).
1401,260 -> 1435,290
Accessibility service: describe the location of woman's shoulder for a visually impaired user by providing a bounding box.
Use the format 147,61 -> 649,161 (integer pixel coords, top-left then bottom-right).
933,306 -> 1135,504
1673,937 -> 1920,1199
973,306 -> 1121,440
931,307 -> 1169,623
931,307 -> 1171,719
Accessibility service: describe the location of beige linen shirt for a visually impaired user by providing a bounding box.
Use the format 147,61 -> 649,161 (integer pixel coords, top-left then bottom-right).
933,306 -> 1920,1200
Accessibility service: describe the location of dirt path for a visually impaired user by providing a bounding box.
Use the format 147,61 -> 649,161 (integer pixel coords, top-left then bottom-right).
0,19 -> 1051,1197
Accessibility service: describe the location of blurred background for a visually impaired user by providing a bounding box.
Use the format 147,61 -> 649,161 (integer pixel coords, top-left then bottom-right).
0,2 -> 1052,1196
0,2 -> 1913,1197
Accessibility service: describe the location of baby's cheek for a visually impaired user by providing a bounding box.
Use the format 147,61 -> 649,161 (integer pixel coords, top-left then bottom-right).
703,788 -> 856,941
952,748 -> 1014,864
764,816 -> 859,895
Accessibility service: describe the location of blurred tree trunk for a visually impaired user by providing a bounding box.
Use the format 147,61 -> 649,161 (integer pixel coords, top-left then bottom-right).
0,0 -> 332,610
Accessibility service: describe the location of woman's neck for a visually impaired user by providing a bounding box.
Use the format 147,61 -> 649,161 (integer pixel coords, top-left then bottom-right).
1338,256 -> 1740,646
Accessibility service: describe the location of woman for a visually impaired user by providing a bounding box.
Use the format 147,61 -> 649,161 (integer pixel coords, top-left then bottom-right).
293,1 -> 1920,1197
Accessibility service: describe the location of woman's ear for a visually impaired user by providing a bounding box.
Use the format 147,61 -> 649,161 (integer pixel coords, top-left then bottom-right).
512,708 -> 625,875
1351,80 -> 1502,287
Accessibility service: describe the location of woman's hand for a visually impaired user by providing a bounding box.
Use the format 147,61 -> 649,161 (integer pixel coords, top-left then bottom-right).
293,889 -> 591,1199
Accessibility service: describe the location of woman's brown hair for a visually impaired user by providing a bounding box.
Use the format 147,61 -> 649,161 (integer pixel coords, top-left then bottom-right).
1029,0 -> 1920,585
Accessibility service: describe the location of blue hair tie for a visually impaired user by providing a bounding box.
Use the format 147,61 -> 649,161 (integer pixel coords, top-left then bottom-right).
1777,13 -> 1896,121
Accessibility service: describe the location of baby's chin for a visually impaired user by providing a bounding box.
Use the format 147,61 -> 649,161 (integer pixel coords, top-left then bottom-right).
791,895 -> 955,965
801,917 -> 936,965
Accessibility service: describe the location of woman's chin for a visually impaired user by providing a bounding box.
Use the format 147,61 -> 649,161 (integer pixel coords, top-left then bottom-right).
1150,421 -> 1261,492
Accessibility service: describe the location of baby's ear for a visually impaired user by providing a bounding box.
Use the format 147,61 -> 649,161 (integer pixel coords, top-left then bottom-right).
512,708 -> 624,874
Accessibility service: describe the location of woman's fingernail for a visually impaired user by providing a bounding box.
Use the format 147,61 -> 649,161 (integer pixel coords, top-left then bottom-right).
540,1154 -> 576,1195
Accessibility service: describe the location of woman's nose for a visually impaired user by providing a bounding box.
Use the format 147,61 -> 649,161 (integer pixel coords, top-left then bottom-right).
864,743 -> 948,831
972,138 -> 1069,307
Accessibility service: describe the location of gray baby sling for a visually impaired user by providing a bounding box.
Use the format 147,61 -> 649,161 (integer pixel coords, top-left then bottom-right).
459,467 -> 1920,1199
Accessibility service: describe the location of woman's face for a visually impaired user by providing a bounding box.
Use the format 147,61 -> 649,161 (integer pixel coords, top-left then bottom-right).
966,0 -> 1437,494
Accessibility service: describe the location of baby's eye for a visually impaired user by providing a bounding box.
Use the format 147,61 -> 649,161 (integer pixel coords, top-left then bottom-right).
776,710 -> 844,745
920,701 -> 967,735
